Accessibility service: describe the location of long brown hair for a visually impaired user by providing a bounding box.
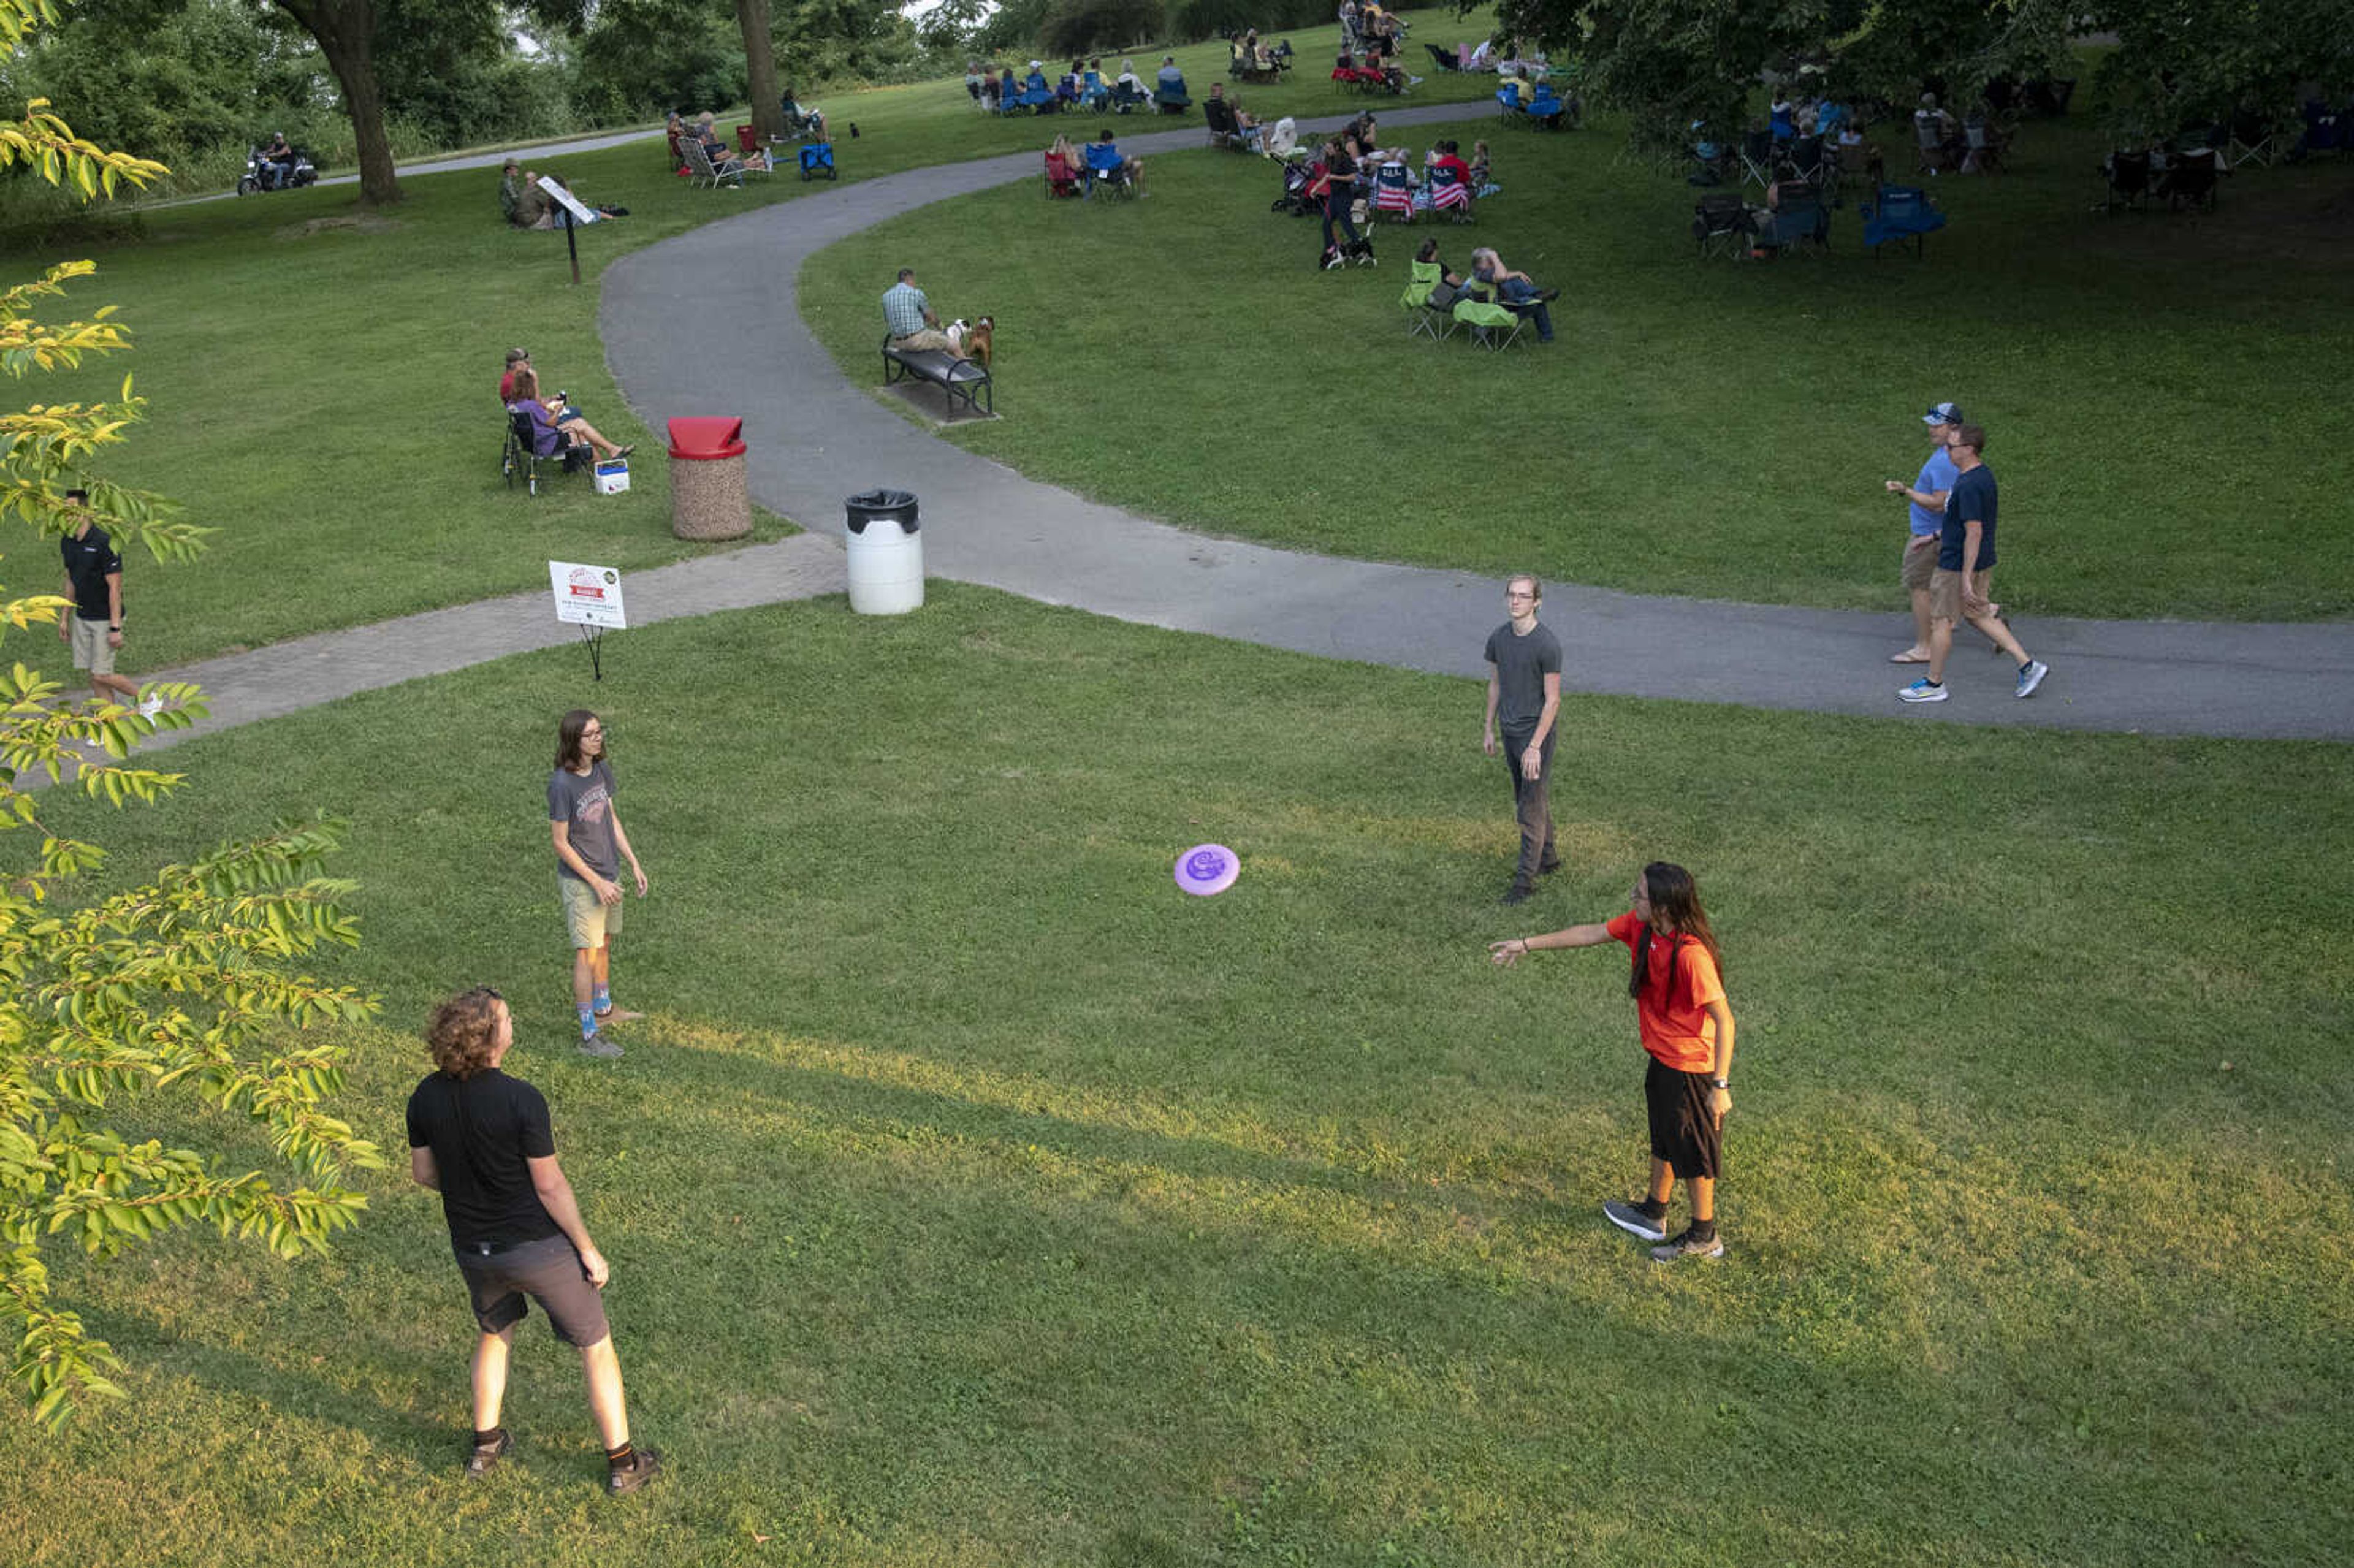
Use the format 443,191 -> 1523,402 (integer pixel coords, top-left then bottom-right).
510,365 -> 541,402
426,987 -> 506,1079
1629,861 -> 1723,1002
554,708 -> 603,771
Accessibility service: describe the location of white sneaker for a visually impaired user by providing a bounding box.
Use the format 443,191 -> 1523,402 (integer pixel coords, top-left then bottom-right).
137,695 -> 166,719
1897,677 -> 1949,704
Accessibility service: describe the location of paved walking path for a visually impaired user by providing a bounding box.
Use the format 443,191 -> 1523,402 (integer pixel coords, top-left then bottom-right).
131,105 -> 2351,750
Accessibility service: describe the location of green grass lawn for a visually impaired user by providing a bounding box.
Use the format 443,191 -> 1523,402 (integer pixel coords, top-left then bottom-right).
5,10 -> 1507,672
802,112 -> 2354,622
9,587 -> 2348,1565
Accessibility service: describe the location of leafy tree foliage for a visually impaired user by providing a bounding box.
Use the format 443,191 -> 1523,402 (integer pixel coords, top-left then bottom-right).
2,11 -> 383,1428
1491,0 -> 2352,150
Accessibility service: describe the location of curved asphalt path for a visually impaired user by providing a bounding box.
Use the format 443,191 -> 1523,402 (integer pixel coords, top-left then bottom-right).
109,107 -> 2346,755
598,105 -> 2353,740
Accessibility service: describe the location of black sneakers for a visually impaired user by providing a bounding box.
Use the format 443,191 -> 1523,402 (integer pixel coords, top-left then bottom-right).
465,1428 -> 512,1478
1499,884 -> 1532,905
608,1446 -> 664,1496
1602,1200 -> 1667,1243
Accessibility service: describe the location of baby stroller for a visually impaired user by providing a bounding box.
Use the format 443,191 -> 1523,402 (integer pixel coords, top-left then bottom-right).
1271,156 -> 1321,215
1371,159 -> 1417,220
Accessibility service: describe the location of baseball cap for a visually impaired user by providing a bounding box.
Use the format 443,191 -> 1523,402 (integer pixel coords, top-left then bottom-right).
1923,401 -> 1963,425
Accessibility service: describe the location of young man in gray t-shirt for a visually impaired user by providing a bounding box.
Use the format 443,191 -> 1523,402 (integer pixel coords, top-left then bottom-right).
1481,573 -> 1563,904
549,709 -> 649,1056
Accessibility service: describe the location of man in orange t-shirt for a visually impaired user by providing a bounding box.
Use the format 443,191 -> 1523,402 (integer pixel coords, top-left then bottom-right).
1488,861 -> 1737,1262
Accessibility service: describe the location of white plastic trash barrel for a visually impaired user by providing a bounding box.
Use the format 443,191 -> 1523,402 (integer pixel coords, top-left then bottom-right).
844,489 -> 923,615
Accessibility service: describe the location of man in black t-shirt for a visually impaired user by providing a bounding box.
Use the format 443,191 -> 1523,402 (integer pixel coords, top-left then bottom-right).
1898,424 -> 2050,704
56,487 -> 159,716
406,988 -> 663,1494
1482,573 -> 1564,904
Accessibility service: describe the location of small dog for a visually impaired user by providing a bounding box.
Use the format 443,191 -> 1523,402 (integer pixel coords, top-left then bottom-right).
966,314 -> 994,368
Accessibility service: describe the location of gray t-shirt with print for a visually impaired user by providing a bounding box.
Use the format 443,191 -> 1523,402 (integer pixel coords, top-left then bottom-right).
548,761 -> 619,881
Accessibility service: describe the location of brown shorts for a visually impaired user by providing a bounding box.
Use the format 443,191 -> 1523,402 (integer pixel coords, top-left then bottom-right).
1927,567 -> 1971,624
456,1233 -> 610,1346
1901,534 -> 1940,593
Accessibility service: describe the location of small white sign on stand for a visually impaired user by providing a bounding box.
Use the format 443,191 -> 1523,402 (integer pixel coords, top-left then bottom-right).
550,561 -> 625,679
536,174 -> 598,226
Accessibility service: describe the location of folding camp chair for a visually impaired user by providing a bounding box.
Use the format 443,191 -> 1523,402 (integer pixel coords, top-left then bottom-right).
1371,160 -> 1417,220
2099,150 -> 2151,212
1082,140 -> 1134,199
1400,261 -> 1457,340
680,136 -> 745,189
2158,147 -> 2221,212
1042,149 -> 1080,199
1426,161 -> 1473,221
1691,191 -> 1750,259
2226,109 -> 2277,169
1861,185 -> 1946,258
1964,118 -> 2008,174
1453,288 -> 1525,350
1739,129 -> 1775,189
1753,182 -> 1828,256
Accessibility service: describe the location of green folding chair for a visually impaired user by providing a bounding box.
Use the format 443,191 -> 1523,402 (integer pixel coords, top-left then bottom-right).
1400,261 -> 1457,340
1452,289 -> 1525,350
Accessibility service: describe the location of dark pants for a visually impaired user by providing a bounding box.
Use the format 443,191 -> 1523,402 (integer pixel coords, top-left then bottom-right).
1322,192 -> 1360,251
1501,727 -> 1556,889
1494,278 -> 1555,341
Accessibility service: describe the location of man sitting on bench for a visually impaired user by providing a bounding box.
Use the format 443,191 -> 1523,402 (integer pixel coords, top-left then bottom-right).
882,267 -> 964,357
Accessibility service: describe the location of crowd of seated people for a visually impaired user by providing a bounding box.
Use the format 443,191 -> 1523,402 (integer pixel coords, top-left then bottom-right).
1231,29 -> 1291,79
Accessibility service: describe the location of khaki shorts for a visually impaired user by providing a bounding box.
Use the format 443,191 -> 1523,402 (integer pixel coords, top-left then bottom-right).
1927,567 -> 1989,625
1900,533 -> 1940,593
68,617 -> 117,676
559,873 -> 624,950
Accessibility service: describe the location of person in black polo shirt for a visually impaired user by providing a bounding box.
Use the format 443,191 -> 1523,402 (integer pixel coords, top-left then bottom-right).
406,987 -> 663,1494
1482,573 -> 1563,904
56,487 -> 161,717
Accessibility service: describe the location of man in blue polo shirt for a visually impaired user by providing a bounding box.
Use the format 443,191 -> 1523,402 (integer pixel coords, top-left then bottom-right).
1899,424 -> 2050,704
1883,401 -> 1961,664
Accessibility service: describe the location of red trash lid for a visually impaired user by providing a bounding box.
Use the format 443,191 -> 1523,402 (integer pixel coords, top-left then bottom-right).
666,416 -> 745,459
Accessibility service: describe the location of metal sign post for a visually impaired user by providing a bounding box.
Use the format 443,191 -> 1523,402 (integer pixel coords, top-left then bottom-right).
549,561 -> 627,680
537,175 -> 597,286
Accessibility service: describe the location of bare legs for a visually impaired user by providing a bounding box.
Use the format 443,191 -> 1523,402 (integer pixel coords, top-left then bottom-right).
1648,1158 -> 1714,1224
471,1325 -> 630,1450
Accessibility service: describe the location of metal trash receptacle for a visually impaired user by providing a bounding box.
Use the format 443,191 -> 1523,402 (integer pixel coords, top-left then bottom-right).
668,416 -> 750,541
844,489 -> 923,615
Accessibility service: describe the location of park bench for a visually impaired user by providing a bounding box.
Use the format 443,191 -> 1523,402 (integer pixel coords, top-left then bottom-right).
882,336 -> 994,417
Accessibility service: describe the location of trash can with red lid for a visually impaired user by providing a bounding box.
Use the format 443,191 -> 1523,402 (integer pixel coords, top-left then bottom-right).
667,416 -> 750,541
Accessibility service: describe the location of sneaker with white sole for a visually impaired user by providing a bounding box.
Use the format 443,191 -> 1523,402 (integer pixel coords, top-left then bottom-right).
1649,1226 -> 1725,1263
577,1033 -> 624,1059
1602,1200 -> 1668,1242
1898,678 -> 1949,704
2014,660 -> 2049,699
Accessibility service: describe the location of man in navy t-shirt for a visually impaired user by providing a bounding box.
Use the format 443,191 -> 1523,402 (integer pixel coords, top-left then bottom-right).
1899,424 -> 2050,704
407,987 -> 663,1494
56,487 -> 161,717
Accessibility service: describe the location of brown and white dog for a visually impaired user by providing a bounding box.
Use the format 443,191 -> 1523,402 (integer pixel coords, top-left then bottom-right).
964,314 -> 994,368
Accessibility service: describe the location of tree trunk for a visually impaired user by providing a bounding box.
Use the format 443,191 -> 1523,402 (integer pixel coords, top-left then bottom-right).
738,0 -> 783,147
275,0 -> 403,206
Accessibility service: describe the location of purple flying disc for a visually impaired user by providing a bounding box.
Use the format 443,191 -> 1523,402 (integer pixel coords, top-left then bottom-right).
1175,843 -> 1241,897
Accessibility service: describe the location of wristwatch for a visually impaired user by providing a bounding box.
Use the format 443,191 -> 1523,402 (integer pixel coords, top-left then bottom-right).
1709,1076 -> 1729,1089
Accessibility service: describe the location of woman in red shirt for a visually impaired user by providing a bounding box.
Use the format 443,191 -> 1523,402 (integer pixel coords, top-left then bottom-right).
1490,862 -> 1737,1262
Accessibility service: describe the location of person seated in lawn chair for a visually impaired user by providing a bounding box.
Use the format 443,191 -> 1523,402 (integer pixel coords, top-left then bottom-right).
1154,56 -> 1191,112
1205,85 -> 1264,151
1057,61 -> 1084,110
1082,58 -> 1110,110
1469,246 -> 1556,341
508,366 -> 632,463
780,89 -> 826,139
1044,134 -> 1083,197
691,112 -> 764,173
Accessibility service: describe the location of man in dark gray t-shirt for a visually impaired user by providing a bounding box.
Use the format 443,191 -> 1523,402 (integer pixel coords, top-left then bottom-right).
1481,574 -> 1564,904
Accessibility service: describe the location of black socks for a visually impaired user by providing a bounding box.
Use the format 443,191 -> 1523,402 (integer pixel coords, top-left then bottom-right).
1689,1219 -> 1717,1243
1634,1197 -> 1667,1221
473,1426 -> 505,1448
606,1442 -> 634,1469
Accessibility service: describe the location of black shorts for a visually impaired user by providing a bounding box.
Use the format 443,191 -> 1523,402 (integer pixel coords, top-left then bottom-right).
455,1233 -> 610,1347
1644,1056 -> 1722,1179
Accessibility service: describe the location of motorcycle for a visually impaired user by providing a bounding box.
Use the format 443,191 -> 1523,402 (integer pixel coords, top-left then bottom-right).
235,144 -> 319,196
